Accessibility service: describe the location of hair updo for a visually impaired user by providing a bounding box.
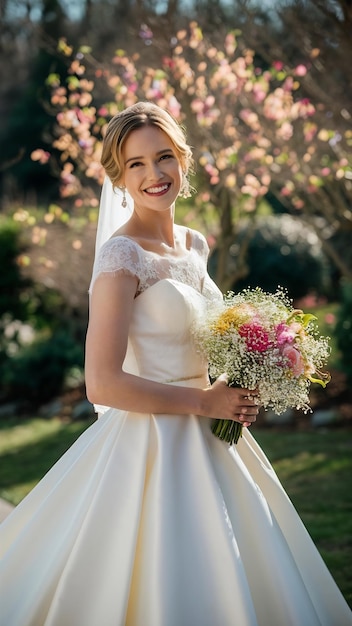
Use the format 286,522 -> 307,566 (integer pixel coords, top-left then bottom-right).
101,101 -> 194,198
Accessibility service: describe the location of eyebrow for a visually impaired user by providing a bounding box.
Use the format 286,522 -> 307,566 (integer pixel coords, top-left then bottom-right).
124,148 -> 174,165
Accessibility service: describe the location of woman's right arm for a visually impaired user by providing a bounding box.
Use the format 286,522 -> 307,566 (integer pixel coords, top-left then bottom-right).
85,273 -> 258,425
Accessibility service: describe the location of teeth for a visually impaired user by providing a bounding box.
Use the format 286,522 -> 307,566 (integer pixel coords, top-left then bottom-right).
146,184 -> 169,194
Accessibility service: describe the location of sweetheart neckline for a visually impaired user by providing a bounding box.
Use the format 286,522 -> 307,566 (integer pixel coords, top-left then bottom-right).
134,276 -> 205,300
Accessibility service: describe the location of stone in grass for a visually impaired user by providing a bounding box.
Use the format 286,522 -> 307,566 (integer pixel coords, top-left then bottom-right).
39,399 -> 64,419
0,403 -> 20,419
262,407 -> 295,426
72,399 -> 95,420
311,409 -> 341,428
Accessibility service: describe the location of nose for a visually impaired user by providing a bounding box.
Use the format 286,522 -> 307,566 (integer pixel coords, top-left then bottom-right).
147,161 -> 163,180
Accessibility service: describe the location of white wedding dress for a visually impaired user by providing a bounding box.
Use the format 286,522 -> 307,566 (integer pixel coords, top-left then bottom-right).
0,230 -> 351,626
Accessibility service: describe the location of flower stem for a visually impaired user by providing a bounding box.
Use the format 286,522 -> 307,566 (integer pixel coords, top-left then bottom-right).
211,419 -> 242,445
210,379 -> 243,444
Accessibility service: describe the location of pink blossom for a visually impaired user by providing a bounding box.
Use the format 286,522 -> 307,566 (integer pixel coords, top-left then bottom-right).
282,345 -> 305,376
294,98 -> 315,118
166,96 -> 181,118
273,61 -> 284,71
294,64 -> 307,77
283,76 -> 294,92
139,24 -> 153,41
191,99 -> 204,114
293,198 -> 304,209
31,149 -> 51,164
277,121 -> 293,140
238,323 -> 271,352
252,83 -> 267,103
281,187 -> 292,197
321,167 -> 331,176
276,322 -> 296,345
303,123 -> 318,142
162,57 -> 175,69
325,313 -> 336,325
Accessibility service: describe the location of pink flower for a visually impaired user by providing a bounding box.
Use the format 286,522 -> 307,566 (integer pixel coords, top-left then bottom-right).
294,64 -> 307,77
31,149 -> 51,164
282,345 -> 305,376
276,322 -> 295,345
276,322 -> 301,345
252,83 -> 267,103
325,313 -> 336,325
238,323 -> 271,352
273,61 -> 284,71
321,167 -> 331,177
281,187 -> 292,197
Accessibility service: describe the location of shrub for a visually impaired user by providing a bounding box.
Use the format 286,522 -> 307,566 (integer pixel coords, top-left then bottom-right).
0,219 -> 32,334
209,214 -> 332,299
1,329 -> 84,404
0,216 -> 86,406
334,280 -> 352,384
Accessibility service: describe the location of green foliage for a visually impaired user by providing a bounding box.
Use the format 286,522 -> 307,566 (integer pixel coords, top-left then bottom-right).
1,330 -> 84,404
0,219 -> 31,325
27,283 -> 68,331
0,216 -> 85,405
209,214 -> 332,299
0,218 -> 32,374
335,281 -> 352,384
0,47 -> 66,202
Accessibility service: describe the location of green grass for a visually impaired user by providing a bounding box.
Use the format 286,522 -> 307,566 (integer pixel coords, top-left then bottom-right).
0,417 -> 351,607
0,416 -> 93,504
254,428 -> 352,607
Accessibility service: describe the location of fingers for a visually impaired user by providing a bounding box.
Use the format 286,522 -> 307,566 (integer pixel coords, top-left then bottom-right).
237,408 -> 258,425
236,388 -> 258,402
233,389 -> 259,427
237,412 -> 257,428
206,377 -> 260,425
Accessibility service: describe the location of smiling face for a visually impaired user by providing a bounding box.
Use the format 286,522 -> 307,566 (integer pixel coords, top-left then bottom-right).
121,125 -> 183,212
101,102 -> 194,198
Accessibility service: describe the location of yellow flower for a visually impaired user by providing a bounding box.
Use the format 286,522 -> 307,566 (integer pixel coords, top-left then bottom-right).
211,304 -> 254,334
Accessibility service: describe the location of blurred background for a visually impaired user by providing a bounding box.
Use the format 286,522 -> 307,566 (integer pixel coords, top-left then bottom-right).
1,0 -> 351,423
1,0 -> 352,603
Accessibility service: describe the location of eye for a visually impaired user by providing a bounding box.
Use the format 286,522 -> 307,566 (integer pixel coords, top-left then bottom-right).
160,153 -> 174,161
129,161 -> 143,168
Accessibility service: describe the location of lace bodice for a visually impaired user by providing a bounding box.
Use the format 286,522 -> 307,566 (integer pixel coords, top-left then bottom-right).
90,227 -> 219,299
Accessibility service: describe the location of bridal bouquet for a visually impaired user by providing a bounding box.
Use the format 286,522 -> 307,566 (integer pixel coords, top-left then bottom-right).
193,287 -> 331,445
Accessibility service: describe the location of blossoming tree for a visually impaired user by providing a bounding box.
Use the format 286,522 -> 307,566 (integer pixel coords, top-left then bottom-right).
33,21 -> 352,290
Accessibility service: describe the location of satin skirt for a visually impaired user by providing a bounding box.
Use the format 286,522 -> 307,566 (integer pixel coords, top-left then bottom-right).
0,407 -> 351,626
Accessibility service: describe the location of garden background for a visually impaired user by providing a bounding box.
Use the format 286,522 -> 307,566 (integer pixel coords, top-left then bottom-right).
0,0 -> 351,607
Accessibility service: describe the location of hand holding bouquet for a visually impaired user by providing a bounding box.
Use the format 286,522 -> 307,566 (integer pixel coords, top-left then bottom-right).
193,287 -> 331,445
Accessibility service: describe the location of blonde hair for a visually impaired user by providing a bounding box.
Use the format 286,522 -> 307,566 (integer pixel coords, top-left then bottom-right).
101,101 -> 194,198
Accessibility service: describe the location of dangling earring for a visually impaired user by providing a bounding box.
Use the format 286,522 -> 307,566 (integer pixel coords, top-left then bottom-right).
121,187 -> 127,208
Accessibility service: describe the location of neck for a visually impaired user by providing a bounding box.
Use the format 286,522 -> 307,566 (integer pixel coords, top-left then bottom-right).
130,206 -> 176,247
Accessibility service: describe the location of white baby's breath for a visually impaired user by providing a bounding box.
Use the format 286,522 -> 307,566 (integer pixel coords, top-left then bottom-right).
192,287 -> 331,444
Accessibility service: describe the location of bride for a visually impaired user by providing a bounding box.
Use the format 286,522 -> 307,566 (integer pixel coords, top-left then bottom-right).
0,101 -> 351,626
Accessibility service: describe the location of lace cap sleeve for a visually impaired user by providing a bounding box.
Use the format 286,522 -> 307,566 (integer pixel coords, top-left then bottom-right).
90,236 -> 142,292
191,229 -> 209,262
